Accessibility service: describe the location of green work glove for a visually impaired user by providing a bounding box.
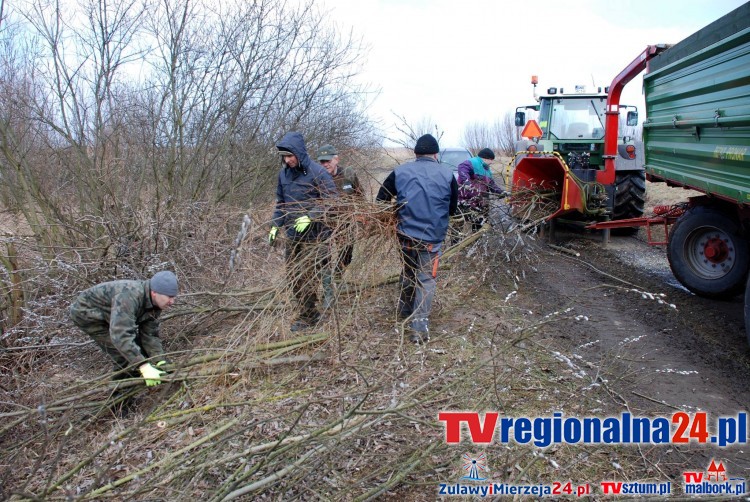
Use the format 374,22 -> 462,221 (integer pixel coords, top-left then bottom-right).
268,225 -> 279,246
139,362 -> 166,387
294,215 -> 312,233
155,360 -> 175,373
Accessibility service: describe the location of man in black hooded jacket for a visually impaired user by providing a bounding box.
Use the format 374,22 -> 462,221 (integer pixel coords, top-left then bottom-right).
269,131 -> 338,331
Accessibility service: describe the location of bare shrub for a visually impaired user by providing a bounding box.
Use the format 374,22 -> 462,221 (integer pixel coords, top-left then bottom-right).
461,111 -> 519,157
388,113 -> 444,150
0,0 -> 378,329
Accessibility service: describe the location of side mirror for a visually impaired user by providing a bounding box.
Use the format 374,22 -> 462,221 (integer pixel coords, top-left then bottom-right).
515,112 -> 526,127
626,110 -> 638,127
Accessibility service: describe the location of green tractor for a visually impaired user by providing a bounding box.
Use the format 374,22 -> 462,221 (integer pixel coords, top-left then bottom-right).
511,71 -> 654,230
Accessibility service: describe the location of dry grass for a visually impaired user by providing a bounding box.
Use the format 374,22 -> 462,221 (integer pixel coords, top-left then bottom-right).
644,181 -> 703,212
0,180 -> 691,500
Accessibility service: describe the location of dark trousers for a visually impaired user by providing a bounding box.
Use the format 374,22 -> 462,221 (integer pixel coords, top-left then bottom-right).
332,218 -> 356,276
335,244 -> 354,275
459,203 -> 488,232
322,243 -> 352,309
398,237 -> 439,333
286,239 -> 330,320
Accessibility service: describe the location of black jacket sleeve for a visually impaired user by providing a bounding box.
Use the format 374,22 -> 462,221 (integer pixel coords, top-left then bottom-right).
376,171 -> 397,202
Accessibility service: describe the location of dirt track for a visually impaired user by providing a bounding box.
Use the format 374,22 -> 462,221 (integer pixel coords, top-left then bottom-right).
372,163 -> 750,491
505,225 -> 750,484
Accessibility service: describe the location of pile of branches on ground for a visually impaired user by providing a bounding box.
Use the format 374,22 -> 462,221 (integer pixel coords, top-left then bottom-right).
0,195 -> 571,500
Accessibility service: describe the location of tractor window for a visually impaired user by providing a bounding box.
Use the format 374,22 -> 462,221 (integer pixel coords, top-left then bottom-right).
547,98 -> 606,140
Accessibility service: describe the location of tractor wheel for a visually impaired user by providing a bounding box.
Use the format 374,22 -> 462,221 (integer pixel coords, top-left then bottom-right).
744,275 -> 750,345
613,171 -> 646,219
611,171 -> 646,235
667,206 -> 750,299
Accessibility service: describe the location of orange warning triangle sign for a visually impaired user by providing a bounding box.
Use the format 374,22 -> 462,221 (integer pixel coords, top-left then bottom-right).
521,120 -> 543,139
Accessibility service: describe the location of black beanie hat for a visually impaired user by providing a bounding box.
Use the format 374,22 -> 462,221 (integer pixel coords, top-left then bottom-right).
478,148 -> 495,160
414,134 -> 440,155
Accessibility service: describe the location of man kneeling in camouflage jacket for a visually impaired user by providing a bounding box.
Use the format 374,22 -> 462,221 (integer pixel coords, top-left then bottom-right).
69,271 -> 179,387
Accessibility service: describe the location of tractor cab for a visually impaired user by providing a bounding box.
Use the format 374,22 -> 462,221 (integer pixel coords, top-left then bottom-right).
511,78 -> 645,224
514,87 -> 639,174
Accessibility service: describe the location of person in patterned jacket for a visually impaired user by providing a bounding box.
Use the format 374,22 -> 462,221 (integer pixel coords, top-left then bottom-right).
456,148 -> 507,231
316,144 -> 364,309
69,270 -> 179,386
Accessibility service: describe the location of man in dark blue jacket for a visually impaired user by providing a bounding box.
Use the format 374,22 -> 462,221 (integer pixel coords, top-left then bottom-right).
269,132 -> 338,331
376,134 -> 458,343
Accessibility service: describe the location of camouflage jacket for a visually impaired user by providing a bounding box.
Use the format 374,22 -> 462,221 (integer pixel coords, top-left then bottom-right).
70,280 -> 164,366
332,166 -> 363,198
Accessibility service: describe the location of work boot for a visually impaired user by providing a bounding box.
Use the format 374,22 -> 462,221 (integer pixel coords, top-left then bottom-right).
397,309 -> 412,321
291,312 -> 320,332
408,330 -> 430,345
109,376 -> 139,418
110,395 -> 137,418
291,318 -> 312,332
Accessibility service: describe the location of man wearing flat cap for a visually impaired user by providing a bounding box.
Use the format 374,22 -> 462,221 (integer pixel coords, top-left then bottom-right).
269,131 -> 338,331
376,134 -> 458,344
69,270 -> 179,386
316,144 -> 364,308
316,145 -> 363,200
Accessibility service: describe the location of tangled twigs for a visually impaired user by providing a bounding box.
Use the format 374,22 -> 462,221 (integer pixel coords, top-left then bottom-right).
218,413 -> 373,500
352,442 -> 438,502
507,186 -> 559,229
86,418 -> 240,499
442,224 -> 491,259
1,195 -> 557,500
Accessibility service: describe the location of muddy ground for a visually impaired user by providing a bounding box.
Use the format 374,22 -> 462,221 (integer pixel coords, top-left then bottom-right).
514,227 -> 749,463
452,181 -> 750,496
371,166 -> 750,496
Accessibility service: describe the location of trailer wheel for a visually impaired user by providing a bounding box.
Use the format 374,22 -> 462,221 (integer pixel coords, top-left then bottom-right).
612,171 -> 646,235
668,206 -> 749,299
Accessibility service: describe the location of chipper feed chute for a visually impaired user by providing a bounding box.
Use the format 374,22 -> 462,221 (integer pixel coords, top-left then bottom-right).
512,153 -> 587,221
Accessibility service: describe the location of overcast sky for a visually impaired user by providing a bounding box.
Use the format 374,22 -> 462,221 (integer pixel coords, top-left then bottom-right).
315,0 -> 748,146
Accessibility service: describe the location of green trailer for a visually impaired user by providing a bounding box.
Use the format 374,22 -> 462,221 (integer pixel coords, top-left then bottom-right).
641,3 -> 750,341
644,4 -> 750,205
509,3 -> 750,341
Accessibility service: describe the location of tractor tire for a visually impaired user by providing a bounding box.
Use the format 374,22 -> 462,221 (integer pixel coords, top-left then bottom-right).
744,275 -> 750,345
611,171 -> 646,235
667,206 -> 750,299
